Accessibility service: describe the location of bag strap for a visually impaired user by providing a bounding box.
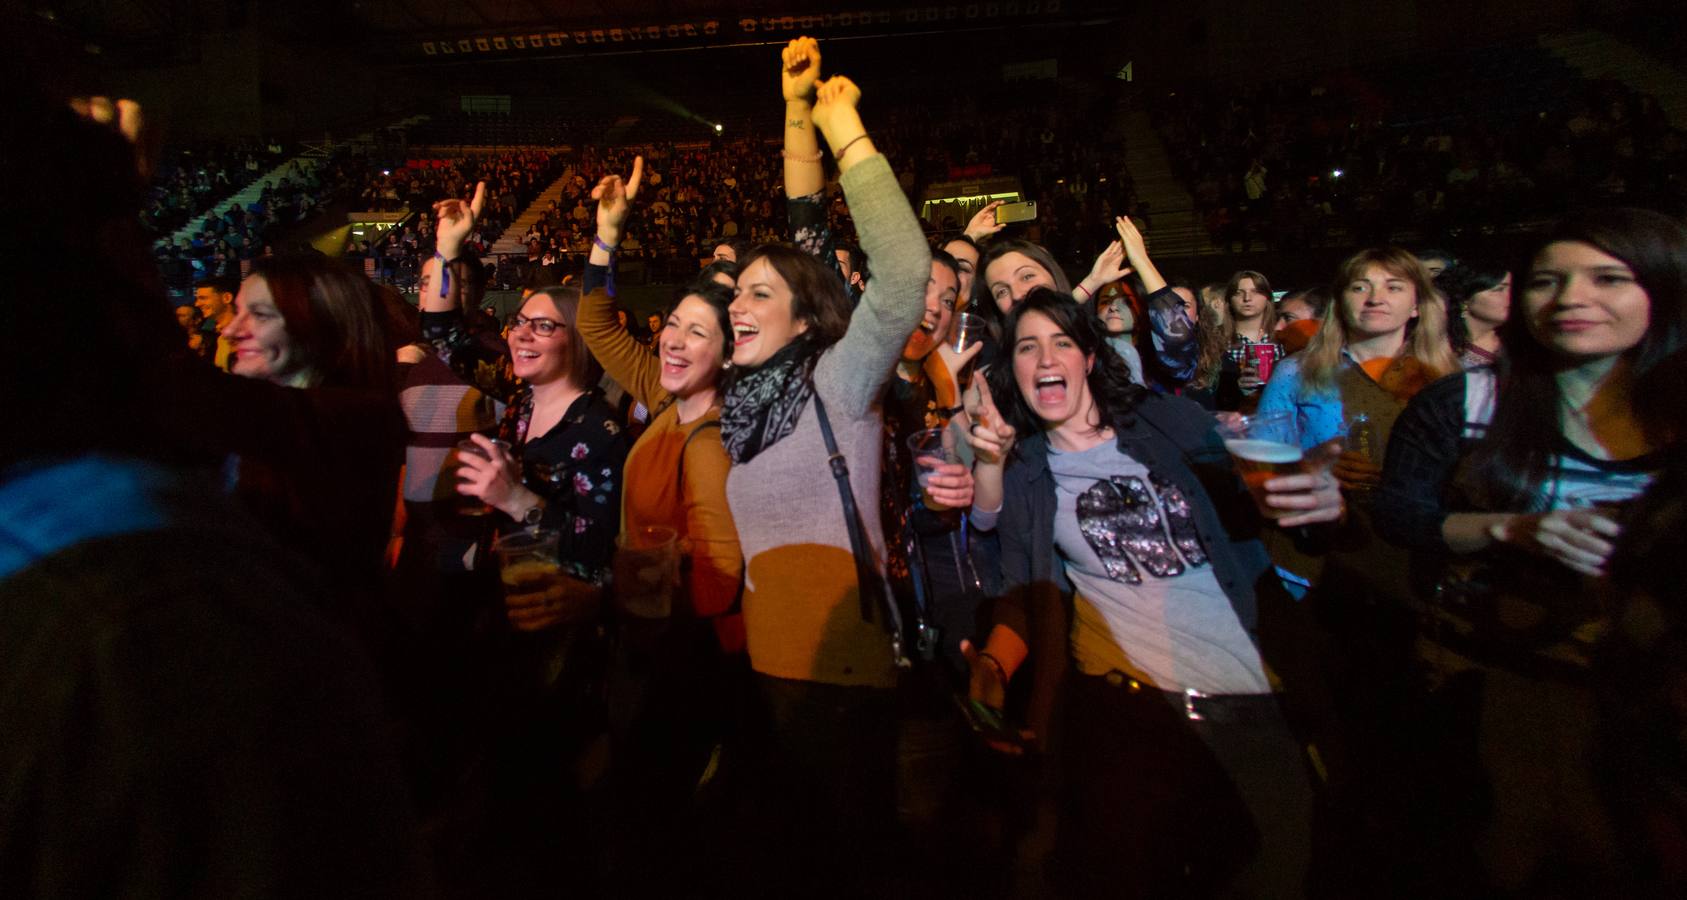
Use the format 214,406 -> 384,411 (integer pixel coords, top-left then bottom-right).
675,418 -> 720,491
812,393 -> 909,667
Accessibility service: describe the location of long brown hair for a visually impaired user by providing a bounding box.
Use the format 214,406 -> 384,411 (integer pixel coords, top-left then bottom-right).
1225,269 -> 1278,336
1468,208 -> 1687,510
1192,285 -> 1233,390
246,254 -> 391,390
1299,247 -> 1458,391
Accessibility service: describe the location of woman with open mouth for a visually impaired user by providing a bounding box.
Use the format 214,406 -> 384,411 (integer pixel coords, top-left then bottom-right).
720,41 -> 933,893
419,181 -> 631,630
573,156 -> 748,889
967,288 -> 1344,896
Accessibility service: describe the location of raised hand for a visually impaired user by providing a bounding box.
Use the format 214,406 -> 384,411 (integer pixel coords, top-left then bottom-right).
964,200 -> 1008,242
433,181 -> 486,260
1114,215 -> 1166,294
591,155 -> 644,243
69,96 -> 153,181
1115,215 -> 1149,262
1087,241 -> 1133,287
963,372 -> 1017,466
781,36 -> 822,103
811,75 -> 863,144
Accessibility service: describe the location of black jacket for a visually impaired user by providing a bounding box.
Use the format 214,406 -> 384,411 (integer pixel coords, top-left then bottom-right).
994,392 -> 1325,740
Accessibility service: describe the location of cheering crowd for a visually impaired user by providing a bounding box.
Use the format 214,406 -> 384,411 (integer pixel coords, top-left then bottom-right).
6,36 -> 1687,900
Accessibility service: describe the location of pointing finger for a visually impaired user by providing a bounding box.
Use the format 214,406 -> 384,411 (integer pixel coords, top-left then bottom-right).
627,155 -> 644,198
469,181 -> 486,217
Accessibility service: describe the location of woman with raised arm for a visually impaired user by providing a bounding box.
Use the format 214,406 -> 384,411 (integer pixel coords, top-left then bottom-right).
578,162 -> 743,643
418,182 -> 631,632
724,59 -> 931,892
1371,208 -> 1684,895
966,289 -> 1343,897
574,158 -> 747,890
975,216 -> 1196,386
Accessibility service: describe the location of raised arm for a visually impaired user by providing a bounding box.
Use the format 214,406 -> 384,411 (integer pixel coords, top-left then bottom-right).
578,157 -> 667,410
782,38 -> 851,289
782,37 -> 825,200
417,181 -> 517,398
809,75 -> 930,416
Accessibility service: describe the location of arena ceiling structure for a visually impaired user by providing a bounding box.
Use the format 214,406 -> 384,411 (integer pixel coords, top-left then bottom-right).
19,0 -> 1119,67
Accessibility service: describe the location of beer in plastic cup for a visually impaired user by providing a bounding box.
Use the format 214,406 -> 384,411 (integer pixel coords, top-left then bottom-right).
614,525 -> 679,619
493,528 -> 566,614
1218,412 -> 1303,519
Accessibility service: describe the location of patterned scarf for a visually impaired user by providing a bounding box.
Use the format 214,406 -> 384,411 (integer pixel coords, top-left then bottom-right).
719,336 -> 823,465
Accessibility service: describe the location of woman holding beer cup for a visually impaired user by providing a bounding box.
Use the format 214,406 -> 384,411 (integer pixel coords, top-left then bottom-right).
963,288 -> 1342,896
1254,247 -> 1457,501
1249,246 -> 1459,881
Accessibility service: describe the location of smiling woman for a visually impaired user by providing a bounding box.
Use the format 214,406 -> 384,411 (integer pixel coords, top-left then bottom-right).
419,183 -> 630,625
1369,207 -> 1687,894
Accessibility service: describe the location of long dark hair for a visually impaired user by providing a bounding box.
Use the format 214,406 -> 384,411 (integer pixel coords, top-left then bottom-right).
986,288 -> 1147,448
246,254 -> 392,390
975,239 -> 1071,344
1436,259 -> 1511,354
1468,207 -> 1687,510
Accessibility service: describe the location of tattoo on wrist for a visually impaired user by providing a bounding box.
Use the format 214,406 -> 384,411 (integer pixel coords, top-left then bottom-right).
787,119 -> 806,129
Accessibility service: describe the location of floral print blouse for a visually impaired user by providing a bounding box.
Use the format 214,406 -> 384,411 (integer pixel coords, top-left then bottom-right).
421,309 -> 630,584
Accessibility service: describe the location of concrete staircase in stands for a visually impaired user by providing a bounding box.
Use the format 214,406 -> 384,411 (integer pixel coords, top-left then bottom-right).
491,168 -> 577,257
161,156 -> 320,250
1119,108 -> 1213,259
1538,30 -> 1687,130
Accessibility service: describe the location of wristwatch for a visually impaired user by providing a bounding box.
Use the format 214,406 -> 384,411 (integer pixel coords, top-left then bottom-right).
521,502 -> 545,528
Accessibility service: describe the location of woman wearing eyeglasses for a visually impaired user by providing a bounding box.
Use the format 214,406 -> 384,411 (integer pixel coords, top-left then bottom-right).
420,182 -> 631,631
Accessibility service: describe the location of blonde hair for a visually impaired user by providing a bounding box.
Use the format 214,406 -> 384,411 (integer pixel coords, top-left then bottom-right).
1299,247 -> 1459,390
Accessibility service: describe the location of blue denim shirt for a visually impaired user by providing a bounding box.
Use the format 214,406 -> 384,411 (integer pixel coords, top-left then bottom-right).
1253,354 -> 1348,451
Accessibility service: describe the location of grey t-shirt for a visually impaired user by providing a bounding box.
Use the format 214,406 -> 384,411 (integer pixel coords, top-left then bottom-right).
1049,439 -> 1271,695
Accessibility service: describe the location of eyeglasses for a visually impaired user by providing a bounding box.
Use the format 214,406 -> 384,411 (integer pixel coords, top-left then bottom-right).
507,314 -> 563,337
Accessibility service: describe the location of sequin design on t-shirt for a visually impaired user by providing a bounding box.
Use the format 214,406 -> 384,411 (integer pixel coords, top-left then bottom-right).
1075,474 -> 1209,584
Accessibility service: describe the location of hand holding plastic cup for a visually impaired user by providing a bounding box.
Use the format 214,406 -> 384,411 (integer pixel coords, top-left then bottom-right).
493,529 -> 599,630
455,436 -> 512,517
907,427 -> 963,508
950,312 -> 985,355
1217,412 -> 1305,519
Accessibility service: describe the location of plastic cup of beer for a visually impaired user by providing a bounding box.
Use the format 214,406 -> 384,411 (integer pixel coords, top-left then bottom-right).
614,525 -> 680,619
1218,412 -> 1303,519
454,436 -> 512,517
493,529 -> 567,626
907,427 -> 962,508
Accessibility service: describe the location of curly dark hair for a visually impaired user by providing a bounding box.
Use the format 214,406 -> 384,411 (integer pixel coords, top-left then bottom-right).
985,288 -> 1147,451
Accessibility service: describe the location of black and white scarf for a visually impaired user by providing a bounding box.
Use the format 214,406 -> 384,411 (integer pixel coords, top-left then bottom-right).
719,336 -> 824,465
